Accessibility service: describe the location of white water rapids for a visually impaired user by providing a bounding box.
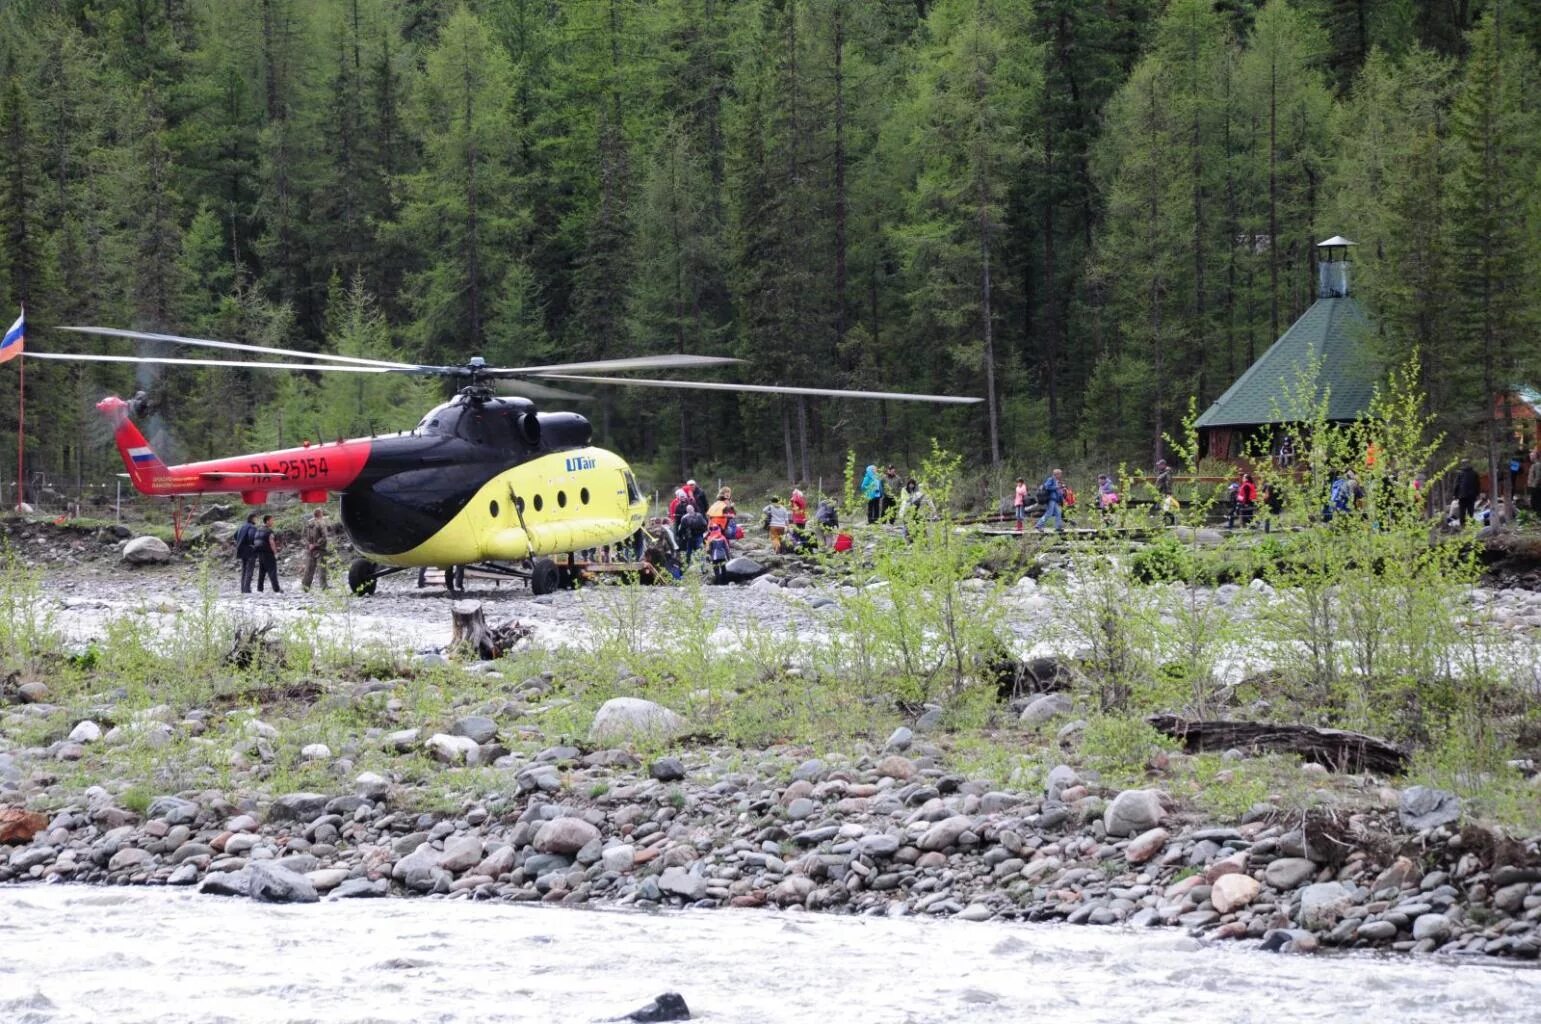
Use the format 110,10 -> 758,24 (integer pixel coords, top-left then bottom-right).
1,887 -> 1536,1024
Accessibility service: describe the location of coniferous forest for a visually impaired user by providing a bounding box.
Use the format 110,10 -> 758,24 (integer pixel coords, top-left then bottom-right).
0,0 -> 1539,499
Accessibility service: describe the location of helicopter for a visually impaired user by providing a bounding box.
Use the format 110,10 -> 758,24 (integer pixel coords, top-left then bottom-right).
32,327 -> 980,596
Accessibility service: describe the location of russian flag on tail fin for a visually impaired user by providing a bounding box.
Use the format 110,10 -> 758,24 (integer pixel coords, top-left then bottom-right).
96,395 -> 168,490
0,310 -> 22,364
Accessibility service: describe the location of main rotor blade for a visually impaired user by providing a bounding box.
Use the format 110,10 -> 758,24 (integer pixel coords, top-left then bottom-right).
28,352 -> 392,373
532,373 -> 983,404
59,326 -> 420,370
497,380 -> 593,402
487,353 -> 744,377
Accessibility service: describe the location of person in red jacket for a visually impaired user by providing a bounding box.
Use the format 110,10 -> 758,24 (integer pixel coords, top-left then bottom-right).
1229,472 -> 1258,528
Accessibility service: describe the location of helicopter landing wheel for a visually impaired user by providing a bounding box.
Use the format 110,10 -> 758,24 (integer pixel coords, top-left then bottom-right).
529,557 -> 560,596
348,558 -> 379,596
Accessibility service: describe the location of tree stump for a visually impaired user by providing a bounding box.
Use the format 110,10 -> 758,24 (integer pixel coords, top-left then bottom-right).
450,601 -> 491,659
449,601 -> 533,661
225,622 -> 285,669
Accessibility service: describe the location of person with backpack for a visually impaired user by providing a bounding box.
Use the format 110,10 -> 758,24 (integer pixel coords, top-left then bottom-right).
678,504 -> 707,565
668,488 -> 689,525
1327,471 -> 1354,521
705,521 -> 730,582
234,513 -> 258,593
1013,477 -> 1029,532
1034,469 -> 1066,533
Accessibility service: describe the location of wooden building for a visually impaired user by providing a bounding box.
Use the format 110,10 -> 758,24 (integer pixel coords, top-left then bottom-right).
1196,237 -> 1380,460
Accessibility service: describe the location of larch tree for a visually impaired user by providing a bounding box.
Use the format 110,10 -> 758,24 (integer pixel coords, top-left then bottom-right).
395,7 -> 526,361
895,0 -> 1038,467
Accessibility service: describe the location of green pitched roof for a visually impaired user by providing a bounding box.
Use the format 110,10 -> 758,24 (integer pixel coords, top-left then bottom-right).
1195,296 -> 1378,429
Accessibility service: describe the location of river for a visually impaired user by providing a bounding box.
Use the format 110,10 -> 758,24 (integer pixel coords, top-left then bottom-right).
0,887 -> 1536,1023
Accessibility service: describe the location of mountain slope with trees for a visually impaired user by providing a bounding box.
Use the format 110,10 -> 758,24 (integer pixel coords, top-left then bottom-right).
0,0 -> 1536,497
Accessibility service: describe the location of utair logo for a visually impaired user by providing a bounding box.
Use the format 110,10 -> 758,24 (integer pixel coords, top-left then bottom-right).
565,455 -> 596,472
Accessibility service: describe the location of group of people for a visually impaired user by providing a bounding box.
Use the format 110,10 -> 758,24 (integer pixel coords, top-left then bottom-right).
232,508 -> 331,593
667,480 -> 738,580
860,464 -> 934,528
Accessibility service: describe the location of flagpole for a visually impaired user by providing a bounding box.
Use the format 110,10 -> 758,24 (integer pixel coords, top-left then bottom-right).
16,348 -> 22,511
14,303 -> 22,512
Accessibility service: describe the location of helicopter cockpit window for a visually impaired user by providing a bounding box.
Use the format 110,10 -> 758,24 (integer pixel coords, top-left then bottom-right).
623,471 -> 643,505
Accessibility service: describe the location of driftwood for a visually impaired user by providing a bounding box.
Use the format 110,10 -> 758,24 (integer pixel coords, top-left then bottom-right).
225,622 -> 285,669
449,601 -> 533,661
1147,714 -> 1408,776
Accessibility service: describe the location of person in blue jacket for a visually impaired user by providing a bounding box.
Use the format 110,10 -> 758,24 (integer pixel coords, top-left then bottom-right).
861,464 -> 883,524
1035,468 -> 1066,533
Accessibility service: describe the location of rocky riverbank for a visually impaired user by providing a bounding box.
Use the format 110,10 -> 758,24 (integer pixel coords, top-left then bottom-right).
3,703 -> 1538,960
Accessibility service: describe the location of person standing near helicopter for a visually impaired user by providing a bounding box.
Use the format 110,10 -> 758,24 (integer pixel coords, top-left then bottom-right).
301,507 -> 331,591
234,513 -> 259,593
254,514 -> 282,593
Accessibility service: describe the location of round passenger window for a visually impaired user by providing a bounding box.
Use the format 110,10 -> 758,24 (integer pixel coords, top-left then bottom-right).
533,494 -> 544,512
489,500 -> 500,519
514,496 -> 525,514
580,488 -> 590,505
557,490 -> 567,508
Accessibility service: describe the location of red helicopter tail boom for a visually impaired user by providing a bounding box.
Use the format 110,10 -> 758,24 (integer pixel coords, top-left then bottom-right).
96,395 -> 371,504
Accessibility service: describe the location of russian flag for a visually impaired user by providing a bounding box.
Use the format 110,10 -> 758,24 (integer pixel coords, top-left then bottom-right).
0,310 -> 21,364
127,446 -> 158,465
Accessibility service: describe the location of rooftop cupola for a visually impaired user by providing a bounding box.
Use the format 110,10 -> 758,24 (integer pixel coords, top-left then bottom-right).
1317,235 -> 1356,298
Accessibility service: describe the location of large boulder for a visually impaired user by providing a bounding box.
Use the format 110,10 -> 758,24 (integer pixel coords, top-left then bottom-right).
588,698 -> 685,745
1020,694 -> 1072,727
533,817 -> 601,855
1297,881 -> 1354,930
147,796 -> 200,826
917,815 -> 975,852
1103,789 -> 1165,838
1265,857 -> 1318,891
657,866 -> 707,901
267,792 -> 331,824
1211,873 -> 1261,914
247,861 -> 319,904
1398,786 -> 1461,831
451,716 -> 498,745
425,733 -> 479,765
720,557 -> 767,584
123,536 -> 172,565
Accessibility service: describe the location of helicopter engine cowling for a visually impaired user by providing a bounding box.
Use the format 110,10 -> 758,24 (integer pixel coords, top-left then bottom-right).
536,412 -> 592,450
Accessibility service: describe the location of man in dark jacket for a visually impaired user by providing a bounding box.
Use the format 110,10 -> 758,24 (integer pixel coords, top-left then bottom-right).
678,504 -> 708,565
254,514 -> 282,592
1453,462 -> 1481,525
686,480 -> 708,523
234,513 -> 259,593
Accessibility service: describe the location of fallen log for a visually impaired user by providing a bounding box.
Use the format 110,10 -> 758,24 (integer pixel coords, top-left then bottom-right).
449,601 -> 533,661
1147,714 -> 1408,776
